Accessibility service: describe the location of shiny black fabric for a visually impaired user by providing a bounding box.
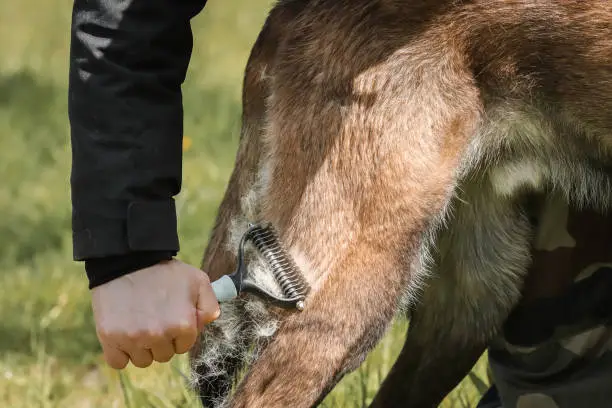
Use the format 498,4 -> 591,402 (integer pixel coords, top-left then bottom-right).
69,0 -> 208,287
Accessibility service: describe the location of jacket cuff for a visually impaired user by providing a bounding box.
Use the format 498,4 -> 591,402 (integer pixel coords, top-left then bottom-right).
73,199 -> 180,260
86,250 -> 176,289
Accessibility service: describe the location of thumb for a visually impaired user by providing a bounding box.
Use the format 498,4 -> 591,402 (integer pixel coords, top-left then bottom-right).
195,274 -> 221,332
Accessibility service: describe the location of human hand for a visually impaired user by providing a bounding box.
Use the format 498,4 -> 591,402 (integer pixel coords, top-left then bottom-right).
91,259 -> 220,369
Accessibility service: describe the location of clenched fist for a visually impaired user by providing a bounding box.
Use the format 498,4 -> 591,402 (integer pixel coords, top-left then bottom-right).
91,259 -> 220,369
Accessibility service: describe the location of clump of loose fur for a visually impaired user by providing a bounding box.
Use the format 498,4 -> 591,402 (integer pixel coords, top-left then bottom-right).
190,296 -> 280,408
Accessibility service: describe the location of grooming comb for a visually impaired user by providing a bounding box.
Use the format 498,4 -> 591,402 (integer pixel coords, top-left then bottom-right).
211,223 -> 310,311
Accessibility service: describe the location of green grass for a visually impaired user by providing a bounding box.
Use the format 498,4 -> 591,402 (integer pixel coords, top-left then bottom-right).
0,1 -> 489,406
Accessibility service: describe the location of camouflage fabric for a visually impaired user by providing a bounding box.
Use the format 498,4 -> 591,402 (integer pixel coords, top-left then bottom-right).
482,192 -> 612,408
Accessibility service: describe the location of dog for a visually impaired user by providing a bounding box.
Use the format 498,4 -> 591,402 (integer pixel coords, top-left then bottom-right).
189,1 -> 612,407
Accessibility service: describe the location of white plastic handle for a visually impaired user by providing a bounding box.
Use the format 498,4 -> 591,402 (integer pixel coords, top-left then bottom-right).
211,275 -> 238,302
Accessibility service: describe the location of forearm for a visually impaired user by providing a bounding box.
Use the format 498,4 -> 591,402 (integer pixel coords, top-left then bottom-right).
69,0 -> 207,288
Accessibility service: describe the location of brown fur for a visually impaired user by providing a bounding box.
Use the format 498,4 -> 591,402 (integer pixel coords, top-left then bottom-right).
192,1 -> 612,407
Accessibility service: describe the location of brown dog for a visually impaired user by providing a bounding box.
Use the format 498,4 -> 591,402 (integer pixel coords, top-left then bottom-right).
189,1 -> 612,407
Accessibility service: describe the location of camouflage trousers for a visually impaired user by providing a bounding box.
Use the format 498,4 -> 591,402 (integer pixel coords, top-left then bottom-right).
477,192 -> 612,408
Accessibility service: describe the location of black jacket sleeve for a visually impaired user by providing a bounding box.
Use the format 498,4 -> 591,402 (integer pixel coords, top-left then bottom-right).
68,0 -> 207,288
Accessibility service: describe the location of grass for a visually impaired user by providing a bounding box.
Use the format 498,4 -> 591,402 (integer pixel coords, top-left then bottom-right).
0,0 -> 489,406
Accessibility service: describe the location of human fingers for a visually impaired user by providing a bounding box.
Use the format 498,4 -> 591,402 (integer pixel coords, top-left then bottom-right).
170,319 -> 198,355
101,343 -> 130,369
149,335 -> 175,363
125,346 -> 154,368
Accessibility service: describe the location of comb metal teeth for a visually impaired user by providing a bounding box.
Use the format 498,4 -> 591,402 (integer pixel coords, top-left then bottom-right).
248,224 -> 310,300
211,222 -> 311,310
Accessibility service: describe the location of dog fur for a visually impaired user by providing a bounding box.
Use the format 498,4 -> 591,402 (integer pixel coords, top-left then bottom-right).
190,1 -> 612,407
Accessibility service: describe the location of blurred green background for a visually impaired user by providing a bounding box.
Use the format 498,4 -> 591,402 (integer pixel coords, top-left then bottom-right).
0,0 -> 488,406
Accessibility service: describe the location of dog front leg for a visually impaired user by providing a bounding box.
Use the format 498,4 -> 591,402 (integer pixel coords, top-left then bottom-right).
227,243 -> 411,408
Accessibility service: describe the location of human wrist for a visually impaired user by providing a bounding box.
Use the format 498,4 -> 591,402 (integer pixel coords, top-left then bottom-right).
85,250 -> 176,289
